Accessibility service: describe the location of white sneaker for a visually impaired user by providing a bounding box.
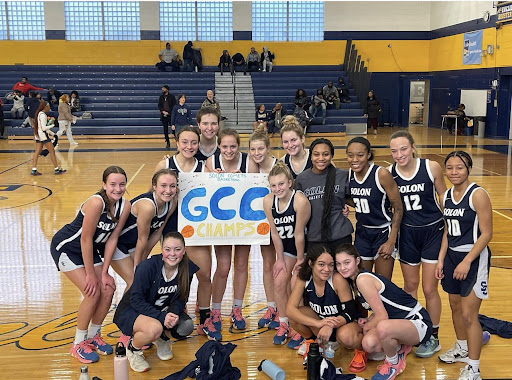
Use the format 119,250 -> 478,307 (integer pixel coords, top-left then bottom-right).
127,348 -> 150,372
458,364 -> 482,380
438,344 -> 468,364
70,141 -> 79,146
155,337 -> 173,361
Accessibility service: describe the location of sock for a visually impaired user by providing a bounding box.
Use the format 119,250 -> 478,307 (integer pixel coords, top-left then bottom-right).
386,353 -> 399,365
432,325 -> 439,339
88,323 -> 101,339
128,340 -> 141,352
233,299 -> 243,308
32,167 -> 37,171
278,317 -> 289,325
160,331 -> 170,341
457,339 -> 468,351
267,301 -> 276,309
74,328 -> 88,346
199,308 -> 211,324
212,302 -> 222,311
467,358 -> 480,373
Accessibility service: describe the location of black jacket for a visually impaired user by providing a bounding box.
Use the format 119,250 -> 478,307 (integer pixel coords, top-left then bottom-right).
365,97 -> 381,118
158,93 -> 176,118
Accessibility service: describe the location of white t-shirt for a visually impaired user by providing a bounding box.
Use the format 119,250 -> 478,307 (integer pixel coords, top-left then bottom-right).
160,48 -> 178,63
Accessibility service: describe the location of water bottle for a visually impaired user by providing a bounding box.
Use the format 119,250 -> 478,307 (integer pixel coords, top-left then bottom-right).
113,342 -> 129,380
323,341 -> 335,360
306,343 -> 321,380
78,366 -> 90,380
258,359 -> 286,380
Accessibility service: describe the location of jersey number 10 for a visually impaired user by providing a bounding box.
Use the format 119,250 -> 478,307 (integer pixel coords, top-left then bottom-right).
446,219 -> 461,236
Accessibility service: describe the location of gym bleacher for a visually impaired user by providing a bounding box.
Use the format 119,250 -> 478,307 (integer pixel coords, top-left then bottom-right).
1,64 -> 363,137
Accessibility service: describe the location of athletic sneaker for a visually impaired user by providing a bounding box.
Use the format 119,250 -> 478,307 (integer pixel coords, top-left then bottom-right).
273,322 -> 290,345
211,309 -> 222,331
438,344 -> 469,364
287,332 -> 304,350
155,337 -> 173,360
54,167 -> 67,175
371,346 -> 410,380
70,141 -> 79,146
88,333 -> 113,355
200,317 -> 222,341
30,169 -> 42,176
258,306 -> 277,328
126,347 -> 150,372
482,330 -> 491,346
230,306 -> 246,330
349,349 -> 369,372
268,313 -> 280,330
69,340 -> 99,364
415,336 -> 441,358
458,364 -> 482,380
117,333 -> 130,348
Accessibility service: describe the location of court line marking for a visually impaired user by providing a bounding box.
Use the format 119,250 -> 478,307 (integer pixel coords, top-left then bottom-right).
472,165 -> 502,176
0,159 -> 31,175
493,210 -> 512,221
127,164 -> 145,188
492,255 -> 512,258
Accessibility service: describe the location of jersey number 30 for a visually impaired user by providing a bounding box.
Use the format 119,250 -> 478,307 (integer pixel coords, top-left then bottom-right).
354,198 -> 370,214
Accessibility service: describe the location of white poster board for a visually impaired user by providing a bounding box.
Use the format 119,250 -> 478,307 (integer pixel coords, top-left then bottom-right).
460,89 -> 487,116
178,172 -> 270,246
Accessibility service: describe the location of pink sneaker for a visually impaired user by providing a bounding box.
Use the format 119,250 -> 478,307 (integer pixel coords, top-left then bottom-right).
88,334 -> 113,355
70,340 -> 99,363
211,309 -> 222,331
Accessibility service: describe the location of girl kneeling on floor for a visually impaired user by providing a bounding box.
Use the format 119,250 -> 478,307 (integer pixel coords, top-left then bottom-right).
113,232 -> 198,373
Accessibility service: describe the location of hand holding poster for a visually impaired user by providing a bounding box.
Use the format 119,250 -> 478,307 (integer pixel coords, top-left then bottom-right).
178,172 -> 270,245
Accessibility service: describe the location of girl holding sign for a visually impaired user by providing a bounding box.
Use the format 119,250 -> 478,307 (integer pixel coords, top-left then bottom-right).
205,128 -> 258,335
263,162 -> 311,345
280,117 -> 312,179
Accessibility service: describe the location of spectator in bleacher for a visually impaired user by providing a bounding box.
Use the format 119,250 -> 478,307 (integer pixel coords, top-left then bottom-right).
294,89 -> 309,111
183,41 -> 195,72
12,76 -> 44,95
254,104 -> 270,130
156,42 -> 180,72
171,94 -> 192,137
365,90 -> 381,135
57,94 -> 78,146
158,85 -> 177,148
47,87 -> 62,110
0,98 -> 4,138
247,47 -> 260,72
18,91 -> 41,128
337,77 -> 352,104
261,47 -> 275,72
201,89 -> 222,115
232,52 -> 247,75
218,50 -> 233,76
6,90 -> 25,119
309,88 -> 327,124
70,91 -> 81,114
293,105 -> 312,132
323,81 -> 340,109
267,103 -> 286,136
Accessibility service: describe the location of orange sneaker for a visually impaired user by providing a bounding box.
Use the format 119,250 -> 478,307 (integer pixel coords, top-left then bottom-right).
349,349 -> 368,373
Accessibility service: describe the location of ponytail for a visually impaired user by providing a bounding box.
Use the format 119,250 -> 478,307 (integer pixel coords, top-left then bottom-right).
321,164 -> 336,242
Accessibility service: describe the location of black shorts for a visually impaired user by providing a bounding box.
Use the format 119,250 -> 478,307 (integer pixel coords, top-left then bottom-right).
162,209 -> 178,237
355,225 -> 394,260
307,235 -> 352,255
398,220 -> 444,265
441,247 -> 490,299
50,237 -> 103,272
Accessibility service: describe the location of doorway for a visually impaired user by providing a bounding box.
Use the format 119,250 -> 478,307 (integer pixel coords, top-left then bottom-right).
408,80 -> 430,126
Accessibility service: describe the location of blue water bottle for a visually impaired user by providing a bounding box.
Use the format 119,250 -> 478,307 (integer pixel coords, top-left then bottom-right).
258,359 -> 286,380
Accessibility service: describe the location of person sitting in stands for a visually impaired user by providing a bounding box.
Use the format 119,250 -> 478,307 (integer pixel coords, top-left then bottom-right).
337,76 -> 352,103
261,47 -> 275,72
445,103 -> 469,135
218,50 -> 233,76
268,103 -> 286,136
293,105 -> 312,132
12,76 -> 44,95
294,89 -> 309,111
18,91 -> 41,128
247,47 -> 260,72
254,104 -> 270,130
157,42 -> 180,72
232,52 -> 247,75
70,91 -> 82,114
47,87 -> 62,110
309,89 -> 327,124
323,81 -> 340,110
6,90 -> 25,119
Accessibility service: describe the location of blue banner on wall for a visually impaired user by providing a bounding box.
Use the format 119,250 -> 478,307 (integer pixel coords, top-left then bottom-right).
462,30 -> 482,65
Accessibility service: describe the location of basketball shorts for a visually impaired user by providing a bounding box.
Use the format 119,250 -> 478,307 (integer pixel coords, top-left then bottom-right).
406,308 -> 433,345
398,220 -> 444,266
355,225 -> 396,261
441,246 -> 490,299
50,239 -> 103,272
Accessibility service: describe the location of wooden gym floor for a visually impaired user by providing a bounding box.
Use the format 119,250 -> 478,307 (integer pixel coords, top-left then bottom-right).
1,125 -> 511,379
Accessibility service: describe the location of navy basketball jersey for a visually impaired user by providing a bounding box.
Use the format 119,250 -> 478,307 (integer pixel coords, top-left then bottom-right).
303,275 -> 343,318
166,155 -> 204,175
355,271 -> 421,319
54,194 -> 125,254
443,183 -> 485,251
349,163 -> 392,227
195,137 -> 219,163
119,192 -> 171,249
272,190 -> 298,256
153,260 -> 200,311
282,149 -> 312,179
391,158 -> 442,226
259,156 -> 278,173
213,151 -> 249,173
